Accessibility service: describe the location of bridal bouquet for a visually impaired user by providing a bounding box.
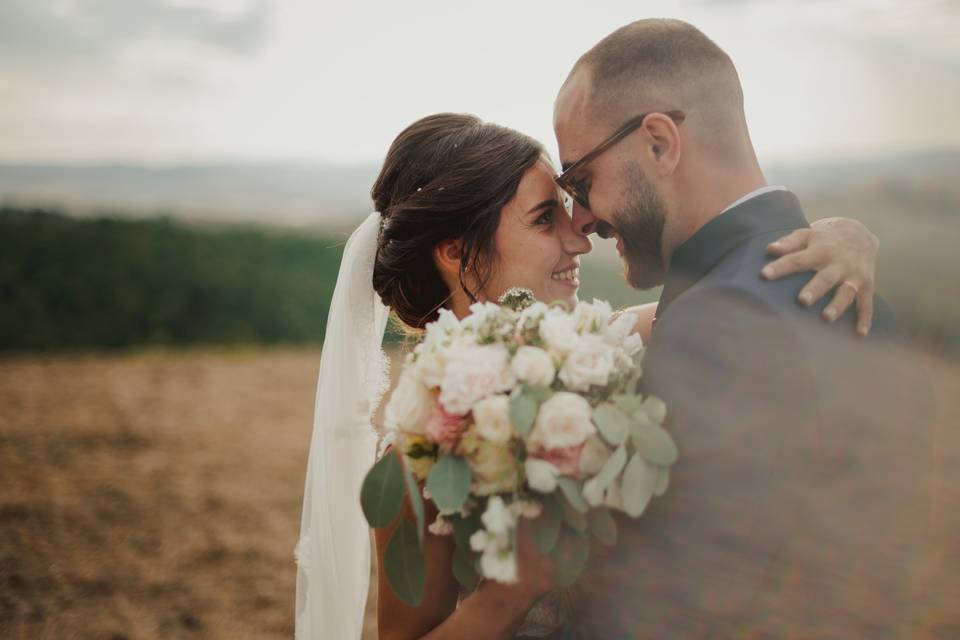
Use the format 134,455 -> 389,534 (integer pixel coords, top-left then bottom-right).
360,288 -> 677,606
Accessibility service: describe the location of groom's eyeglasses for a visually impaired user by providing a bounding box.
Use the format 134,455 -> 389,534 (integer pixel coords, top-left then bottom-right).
554,110 -> 686,212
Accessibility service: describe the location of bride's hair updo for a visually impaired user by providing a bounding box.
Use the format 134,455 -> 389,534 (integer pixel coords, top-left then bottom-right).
372,113 -> 544,329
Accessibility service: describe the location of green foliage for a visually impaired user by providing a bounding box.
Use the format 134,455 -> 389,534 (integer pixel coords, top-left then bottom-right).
509,385 -> 549,436
384,516 -> 426,607
402,463 -> 426,546
425,454 -> 471,512
0,207 -> 345,351
550,527 -> 590,587
530,496 -> 562,555
360,451 -> 405,528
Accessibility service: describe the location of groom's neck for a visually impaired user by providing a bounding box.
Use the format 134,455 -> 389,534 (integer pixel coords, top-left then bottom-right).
662,158 -> 767,265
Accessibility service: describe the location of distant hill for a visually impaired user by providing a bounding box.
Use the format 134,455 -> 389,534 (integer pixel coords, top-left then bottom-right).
0,162 -> 380,231
2,149 -> 958,232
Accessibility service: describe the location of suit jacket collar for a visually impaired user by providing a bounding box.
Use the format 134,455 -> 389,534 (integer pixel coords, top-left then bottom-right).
655,190 -> 808,320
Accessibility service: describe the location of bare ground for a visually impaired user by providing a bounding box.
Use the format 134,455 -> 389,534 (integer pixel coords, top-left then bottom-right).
1,347 -> 958,639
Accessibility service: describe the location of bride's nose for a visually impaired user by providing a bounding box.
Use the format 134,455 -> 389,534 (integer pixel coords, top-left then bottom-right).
559,207 -> 593,256
571,201 -> 599,236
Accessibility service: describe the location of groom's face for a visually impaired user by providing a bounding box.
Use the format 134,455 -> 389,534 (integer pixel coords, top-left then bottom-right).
555,75 -> 668,290
609,165 -> 668,290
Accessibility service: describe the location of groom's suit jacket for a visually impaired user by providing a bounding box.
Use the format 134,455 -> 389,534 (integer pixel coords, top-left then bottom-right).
573,190 -> 938,638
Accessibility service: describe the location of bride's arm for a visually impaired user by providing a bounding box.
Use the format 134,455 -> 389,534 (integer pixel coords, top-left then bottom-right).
375,470 -> 553,640
621,217 -> 880,340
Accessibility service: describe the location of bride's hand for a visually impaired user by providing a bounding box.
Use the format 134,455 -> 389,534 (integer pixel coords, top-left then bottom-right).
761,217 -> 879,337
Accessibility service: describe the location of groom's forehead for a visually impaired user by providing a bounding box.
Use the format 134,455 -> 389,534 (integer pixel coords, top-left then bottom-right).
554,70 -> 601,163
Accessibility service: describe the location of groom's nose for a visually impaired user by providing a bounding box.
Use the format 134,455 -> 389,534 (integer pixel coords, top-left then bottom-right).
571,203 -> 598,236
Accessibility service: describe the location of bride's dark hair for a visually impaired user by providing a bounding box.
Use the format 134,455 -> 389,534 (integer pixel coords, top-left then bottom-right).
372,113 -> 544,329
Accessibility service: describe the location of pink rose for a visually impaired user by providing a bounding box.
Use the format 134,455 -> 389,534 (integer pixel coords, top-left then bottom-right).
530,442 -> 586,477
425,401 -> 470,453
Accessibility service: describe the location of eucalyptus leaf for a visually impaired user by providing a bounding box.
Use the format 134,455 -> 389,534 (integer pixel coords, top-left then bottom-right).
587,507 -> 618,546
621,453 -> 657,518
426,455 -> 472,512
451,544 -> 480,592
384,517 -> 426,607
556,476 -> 588,514
550,527 -> 590,587
451,509 -> 482,551
592,403 -> 629,446
531,497 -> 562,555
642,395 -> 668,424
654,467 -> 670,497
360,451 -> 405,528
630,414 -> 679,467
612,393 -> 644,418
509,385 -> 549,436
561,495 -> 588,532
591,444 -> 627,495
402,464 -> 426,547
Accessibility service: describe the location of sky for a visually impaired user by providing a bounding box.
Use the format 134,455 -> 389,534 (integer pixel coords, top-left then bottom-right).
1,0 -> 958,166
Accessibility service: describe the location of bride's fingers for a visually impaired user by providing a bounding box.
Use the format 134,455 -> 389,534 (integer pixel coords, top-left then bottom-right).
855,289 -> 874,337
820,279 -> 859,322
766,228 -> 811,257
796,267 -> 843,307
761,247 -> 825,280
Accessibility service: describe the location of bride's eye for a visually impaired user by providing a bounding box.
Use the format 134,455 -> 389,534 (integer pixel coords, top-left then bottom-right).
535,210 -> 554,226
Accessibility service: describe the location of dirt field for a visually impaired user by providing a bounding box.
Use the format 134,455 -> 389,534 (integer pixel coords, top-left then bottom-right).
1,347 -> 958,639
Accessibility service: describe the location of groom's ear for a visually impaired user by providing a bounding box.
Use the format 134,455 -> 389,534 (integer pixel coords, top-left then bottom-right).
639,113 -> 682,176
434,239 -> 465,277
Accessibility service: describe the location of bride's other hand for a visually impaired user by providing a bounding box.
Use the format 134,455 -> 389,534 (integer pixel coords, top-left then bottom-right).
761,217 -> 879,337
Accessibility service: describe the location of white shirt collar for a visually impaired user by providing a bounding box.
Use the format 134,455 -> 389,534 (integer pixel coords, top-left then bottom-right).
718,185 -> 788,216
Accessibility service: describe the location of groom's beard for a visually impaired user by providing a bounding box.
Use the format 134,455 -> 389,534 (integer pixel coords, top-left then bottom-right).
611,170 -> 667,290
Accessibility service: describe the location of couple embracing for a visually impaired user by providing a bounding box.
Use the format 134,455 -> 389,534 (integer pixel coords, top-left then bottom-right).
297,19 -> 934,639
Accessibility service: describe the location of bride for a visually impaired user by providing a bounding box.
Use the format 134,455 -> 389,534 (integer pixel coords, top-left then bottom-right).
295,113 -> 880,639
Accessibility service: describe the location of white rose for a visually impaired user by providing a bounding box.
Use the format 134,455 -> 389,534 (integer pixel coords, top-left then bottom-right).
510,346 -> 556,387
604,311 -> 638,345
528,392 -> 596,450
558,334 -> 616,391
518,301 -> 549,325
573,300 -> 613,334
462,301 -> 509,336
579,435 -> 611,476
423,308 -> 461,349
525,458 -> 560,493
439,343 -> 516,415
415,349 -> 446,387
384,372 -> 433,434
539,311 -> 579,357
473,395 -> 514,445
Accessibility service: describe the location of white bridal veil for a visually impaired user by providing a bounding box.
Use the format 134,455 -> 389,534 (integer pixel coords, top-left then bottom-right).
295,211 -> 390,639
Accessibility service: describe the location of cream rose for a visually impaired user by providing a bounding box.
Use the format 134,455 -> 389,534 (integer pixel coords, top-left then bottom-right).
558,334 -> 616,391
439,343 -> 516,415
473,395 -> 514,445
524,457 -> 560,493
385,373 -> 434,434
510,346 -> 556,388
539,311 -> 579,357
528,391 -> 596,450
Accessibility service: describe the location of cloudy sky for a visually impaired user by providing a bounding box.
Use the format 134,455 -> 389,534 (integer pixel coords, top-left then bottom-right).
1,0 -> 958,166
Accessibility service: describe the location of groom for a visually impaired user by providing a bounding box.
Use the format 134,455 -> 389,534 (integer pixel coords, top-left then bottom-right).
553,20 -> 936,637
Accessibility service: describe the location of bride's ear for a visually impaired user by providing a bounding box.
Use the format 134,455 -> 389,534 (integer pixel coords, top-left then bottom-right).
433,239 -> 465,281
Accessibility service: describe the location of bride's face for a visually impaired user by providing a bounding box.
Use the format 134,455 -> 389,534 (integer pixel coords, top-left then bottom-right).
480,159 -> 593,307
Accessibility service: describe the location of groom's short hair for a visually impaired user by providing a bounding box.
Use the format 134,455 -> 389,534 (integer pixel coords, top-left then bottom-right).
571,19 -> 747,142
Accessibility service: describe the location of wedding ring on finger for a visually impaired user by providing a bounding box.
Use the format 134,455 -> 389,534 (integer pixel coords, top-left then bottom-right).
840,280 -> 859,295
